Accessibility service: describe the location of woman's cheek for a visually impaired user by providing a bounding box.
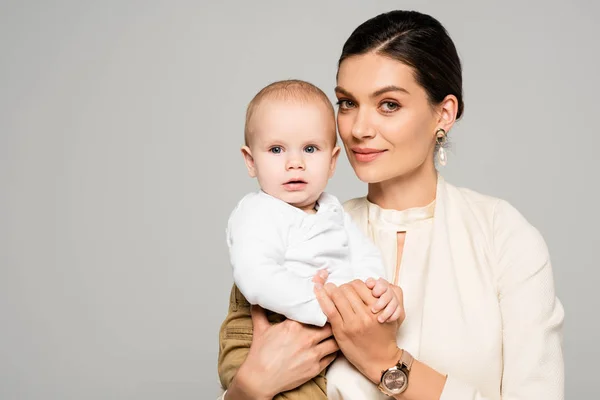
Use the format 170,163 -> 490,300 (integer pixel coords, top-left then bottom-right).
336,115 -> 351,140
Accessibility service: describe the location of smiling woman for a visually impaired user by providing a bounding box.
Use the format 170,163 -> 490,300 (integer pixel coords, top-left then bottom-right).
335,58 -> 459,191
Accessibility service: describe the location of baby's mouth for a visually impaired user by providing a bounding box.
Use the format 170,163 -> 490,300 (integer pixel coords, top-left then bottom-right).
283,179 -> 308,191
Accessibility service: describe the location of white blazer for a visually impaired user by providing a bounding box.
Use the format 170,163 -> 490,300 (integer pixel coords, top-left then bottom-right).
329,176 -> 564,399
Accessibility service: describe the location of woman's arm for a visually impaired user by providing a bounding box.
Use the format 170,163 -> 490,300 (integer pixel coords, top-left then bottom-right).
417,200 -> 565,400
315,280 -> 446,400
222,305 -> 339,400
484,200 -> 564,399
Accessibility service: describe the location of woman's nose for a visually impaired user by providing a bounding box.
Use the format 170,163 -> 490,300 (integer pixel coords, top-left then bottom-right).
351,110 -> 376,140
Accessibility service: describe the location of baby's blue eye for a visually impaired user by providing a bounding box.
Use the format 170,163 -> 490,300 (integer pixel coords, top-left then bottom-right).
304,146 -> 317,153
270,146 -> 282,154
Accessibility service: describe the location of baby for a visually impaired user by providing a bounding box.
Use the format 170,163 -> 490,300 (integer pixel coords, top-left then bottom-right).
219,79 -> 399,399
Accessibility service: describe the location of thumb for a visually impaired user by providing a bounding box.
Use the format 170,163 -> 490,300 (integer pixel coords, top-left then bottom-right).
250,305 -> 270,336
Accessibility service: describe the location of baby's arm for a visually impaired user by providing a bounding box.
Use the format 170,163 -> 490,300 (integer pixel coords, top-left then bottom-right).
227,197 -> 327,327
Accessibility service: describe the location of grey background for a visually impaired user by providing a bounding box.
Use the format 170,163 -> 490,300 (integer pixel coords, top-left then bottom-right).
1,0 -> 597,398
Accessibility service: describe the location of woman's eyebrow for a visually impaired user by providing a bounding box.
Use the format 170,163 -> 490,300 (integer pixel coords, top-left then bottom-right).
334,85 -> 410,98
372,85 -> 410,97
334,86 -> 353,97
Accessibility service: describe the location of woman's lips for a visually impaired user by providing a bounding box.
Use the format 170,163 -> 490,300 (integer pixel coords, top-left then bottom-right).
352,148 -> 387,162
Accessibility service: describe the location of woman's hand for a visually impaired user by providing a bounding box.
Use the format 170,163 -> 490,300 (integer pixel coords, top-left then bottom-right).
226,305 -> 339,400
315,279 -> 405,384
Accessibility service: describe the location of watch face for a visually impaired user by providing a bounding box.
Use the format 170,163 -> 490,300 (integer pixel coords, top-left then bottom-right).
383,369 -> 407,394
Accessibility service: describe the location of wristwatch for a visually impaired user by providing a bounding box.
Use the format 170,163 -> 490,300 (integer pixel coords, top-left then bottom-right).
378,349 -> 414,396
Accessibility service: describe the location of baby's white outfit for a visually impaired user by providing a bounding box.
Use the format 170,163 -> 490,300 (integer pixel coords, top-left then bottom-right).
226,190 -> 385,327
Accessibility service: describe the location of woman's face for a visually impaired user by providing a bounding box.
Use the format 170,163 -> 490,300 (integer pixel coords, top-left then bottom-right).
335,53 -> 441,184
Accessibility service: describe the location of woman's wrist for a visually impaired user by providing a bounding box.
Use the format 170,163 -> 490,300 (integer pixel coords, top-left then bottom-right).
365,345 -> 404,384
225,363 -> 272,400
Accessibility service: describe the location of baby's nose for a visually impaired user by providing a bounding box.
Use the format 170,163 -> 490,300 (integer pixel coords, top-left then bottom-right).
286,156 -> 305,170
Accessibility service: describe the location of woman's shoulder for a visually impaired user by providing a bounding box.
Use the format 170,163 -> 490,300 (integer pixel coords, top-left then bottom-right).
449,183 -> 501,216
447,182 -> 548,261
448,182 -> 537,231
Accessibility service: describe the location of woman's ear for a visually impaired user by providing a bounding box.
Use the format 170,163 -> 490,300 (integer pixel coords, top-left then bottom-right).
329,146 -> 341,178
436,94 -> 458,133
241,146 -> 257,178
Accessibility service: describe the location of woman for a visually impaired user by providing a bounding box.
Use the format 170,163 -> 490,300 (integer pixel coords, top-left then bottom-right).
219,10 -> 564,400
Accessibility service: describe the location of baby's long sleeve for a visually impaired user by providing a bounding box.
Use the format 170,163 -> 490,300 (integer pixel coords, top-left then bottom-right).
227,194 -> 327,326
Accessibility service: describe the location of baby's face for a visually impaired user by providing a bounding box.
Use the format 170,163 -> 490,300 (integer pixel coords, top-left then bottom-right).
243,100 -> 339,211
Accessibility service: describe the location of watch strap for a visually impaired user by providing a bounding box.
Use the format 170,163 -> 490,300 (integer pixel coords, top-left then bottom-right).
400,349 -> 414,372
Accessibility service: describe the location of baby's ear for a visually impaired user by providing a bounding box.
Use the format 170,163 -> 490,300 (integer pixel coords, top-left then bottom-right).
240,146 -> 257,178
329,146 -> 341,178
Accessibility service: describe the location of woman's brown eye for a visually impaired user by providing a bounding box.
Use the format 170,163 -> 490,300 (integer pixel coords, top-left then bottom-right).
381,102 -> 399,112
337,99 -> 355,109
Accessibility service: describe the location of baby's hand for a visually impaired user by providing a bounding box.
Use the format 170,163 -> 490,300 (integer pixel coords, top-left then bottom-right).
312,269 -> 329,289
366,277 -> 403,323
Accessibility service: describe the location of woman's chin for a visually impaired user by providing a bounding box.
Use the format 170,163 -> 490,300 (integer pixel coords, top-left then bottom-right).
353,159 -> 432,184
354,167 -> 390,184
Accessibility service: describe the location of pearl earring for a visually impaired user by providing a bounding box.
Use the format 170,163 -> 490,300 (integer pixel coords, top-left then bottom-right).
436,128 -> 448,166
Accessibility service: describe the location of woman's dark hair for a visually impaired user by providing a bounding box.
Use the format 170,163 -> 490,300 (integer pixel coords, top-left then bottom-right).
339,10 -> 464,119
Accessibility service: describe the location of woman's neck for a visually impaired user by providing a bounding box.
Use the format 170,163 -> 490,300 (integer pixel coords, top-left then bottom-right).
367,164 -> 438,211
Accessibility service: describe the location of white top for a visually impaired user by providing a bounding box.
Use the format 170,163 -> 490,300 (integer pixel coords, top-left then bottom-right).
218,176 -> 564,399
326,199 -> 436,400
226,190 -> 385,326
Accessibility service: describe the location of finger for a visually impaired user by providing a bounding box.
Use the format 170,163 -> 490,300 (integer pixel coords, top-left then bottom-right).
365,277 -> 376,289
372,289 -> 393,313
318,352 -> 338,372
372,278 -> 390,297
311,323 -> 333,344
312,269 -> 329,286
377,297 -> 398,323
316,337 -> 339,358
340,283 -> 371,319
250,305 -> 270,336
388,304 -> 404,322
350,279 -> 378,307
316,283 -> 342,325
327,283 -> 357,323
390,285 -> 404,309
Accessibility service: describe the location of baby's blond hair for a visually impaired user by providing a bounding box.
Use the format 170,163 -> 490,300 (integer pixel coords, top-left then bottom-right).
244,79 -> 335,146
